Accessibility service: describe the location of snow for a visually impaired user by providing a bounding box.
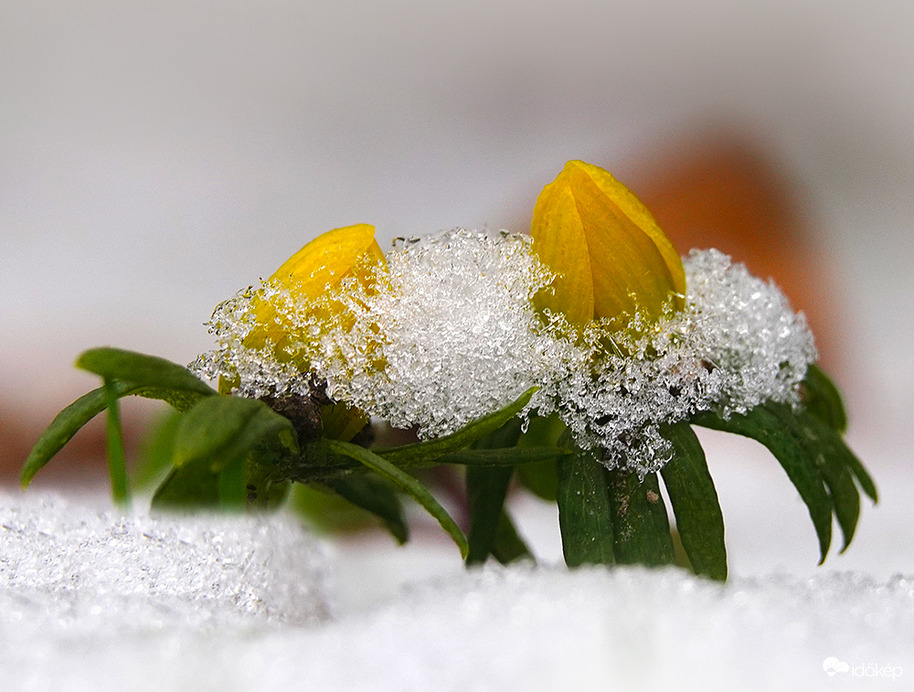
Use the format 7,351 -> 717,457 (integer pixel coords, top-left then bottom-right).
0,491 -> 331,691
197,235 -> 815,476
2,490 -> 911,691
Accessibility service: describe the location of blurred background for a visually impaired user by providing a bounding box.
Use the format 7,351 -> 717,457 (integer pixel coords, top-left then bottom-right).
2,0 -> 912,577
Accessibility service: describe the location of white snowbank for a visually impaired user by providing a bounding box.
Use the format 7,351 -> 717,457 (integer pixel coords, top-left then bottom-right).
1,491 -> 911,691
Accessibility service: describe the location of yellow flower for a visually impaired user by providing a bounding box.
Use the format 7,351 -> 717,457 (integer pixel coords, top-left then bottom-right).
267,223 -> 386,301
239,224 -> 386,441
531,160 -> 686,328
246,223 -> 386,356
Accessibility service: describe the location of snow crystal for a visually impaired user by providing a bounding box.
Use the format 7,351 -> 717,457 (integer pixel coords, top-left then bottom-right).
310,230 -> 558,437
195,233 -> 816,475
541,248 -> 818,472
0,490 -> 331,637
195,229 -> 559,436
3,502 -> 912,692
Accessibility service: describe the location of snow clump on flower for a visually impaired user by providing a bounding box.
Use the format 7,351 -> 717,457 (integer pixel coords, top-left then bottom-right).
194,232 -> 816,476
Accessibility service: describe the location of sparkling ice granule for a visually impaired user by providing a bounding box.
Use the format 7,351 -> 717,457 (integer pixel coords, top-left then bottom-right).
195,232 -> 816,476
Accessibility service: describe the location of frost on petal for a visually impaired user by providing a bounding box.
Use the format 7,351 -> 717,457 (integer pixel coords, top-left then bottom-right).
301,230 -> 559,438
541,248 -> 817,475
194,234 -> 816,478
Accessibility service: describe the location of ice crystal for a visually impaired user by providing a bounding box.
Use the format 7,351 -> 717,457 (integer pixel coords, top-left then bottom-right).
540,249 -> 817,473
194,231 -> 816,475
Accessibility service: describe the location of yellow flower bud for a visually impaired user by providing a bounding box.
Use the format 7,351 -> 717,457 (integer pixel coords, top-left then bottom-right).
239,224 -> 384,441
267,223 -> 385,300
531,160 -> 686,328
246,223 -> 386,357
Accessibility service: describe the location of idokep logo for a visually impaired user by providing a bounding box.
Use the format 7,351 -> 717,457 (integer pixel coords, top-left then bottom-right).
823,657 -> 849,677
823,657 -> 904,681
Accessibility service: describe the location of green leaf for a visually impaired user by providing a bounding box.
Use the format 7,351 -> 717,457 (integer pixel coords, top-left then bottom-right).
133,409 -> 183,490
774,405 -> 872,551
326,475 -> 409,544
466,466 -> 515,565
217,455 -> 248,510
24,348 -> 221,487
658,422 -> 727,580
76,347 -> 216,401
152,460 -> 221,510
490,512 -> 533,565
325,439 -> 468,558
172,396 -> 299,472
556,440 -> 615,567
436,446 -> 570,466
692,406 -> 834,564
801,364 -> 848,434
465,419 -> 522,565
378,387 -> 538,466
515,413 -> 565,501
151,396 -> 299,513
152,450 -> 287,513
606,469 -> 676,567
103,379 -> 131,506
21,381 -> 141,487
843,447 -> 879,504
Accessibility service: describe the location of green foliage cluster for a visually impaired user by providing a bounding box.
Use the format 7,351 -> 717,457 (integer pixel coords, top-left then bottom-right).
24,349 -> 875,579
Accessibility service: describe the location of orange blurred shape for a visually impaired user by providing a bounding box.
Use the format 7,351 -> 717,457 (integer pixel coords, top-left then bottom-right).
622,127 -> 842,371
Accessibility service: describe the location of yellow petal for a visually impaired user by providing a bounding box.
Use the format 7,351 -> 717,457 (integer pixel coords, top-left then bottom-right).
530,180 -> 595,325
531,160 -> 686,326
247,224 -> 385,356
269,223 -> 383,298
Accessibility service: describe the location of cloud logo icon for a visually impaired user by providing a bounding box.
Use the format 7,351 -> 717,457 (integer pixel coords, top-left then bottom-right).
823,657 -> 850,676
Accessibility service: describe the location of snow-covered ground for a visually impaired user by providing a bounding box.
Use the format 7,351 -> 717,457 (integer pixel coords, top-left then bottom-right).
2,489 -> 911,692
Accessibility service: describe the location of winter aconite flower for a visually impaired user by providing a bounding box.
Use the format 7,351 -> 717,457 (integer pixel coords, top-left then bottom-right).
242,224 -> 385,440
530,160 -> 686,328
245,223 -> 386,359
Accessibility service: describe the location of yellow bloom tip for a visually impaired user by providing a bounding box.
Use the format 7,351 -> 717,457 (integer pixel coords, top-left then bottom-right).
531,160 -> 686,326
269,223 -> 385,298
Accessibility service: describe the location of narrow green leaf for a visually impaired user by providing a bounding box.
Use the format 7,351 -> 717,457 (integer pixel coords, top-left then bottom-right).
775,406 -> 868,551
606,469 -> 676,567
692,406 -> 834,564
327,475 -> 409,544
464,418 -> 522,565
21,381 -> 141,487
490,511 -> 533,565
466,466 -> 515,565
556,441 -> 615,567
844,450 -> 879,504
152,461 -> 220,510
76,347 -> 216,399
173,396 -> 299,472
477,417 -> 524,449
217,455 -> 248,510
801,364 -> 848,434
133,409 -> 183,490
103,379 -> 131,506
464,419 -> 533,565
515,413 -> 565,501
377,387 -> 538,466
325,439 -> 468,558
659,422 -> 727,580
436,446 -> 570,466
